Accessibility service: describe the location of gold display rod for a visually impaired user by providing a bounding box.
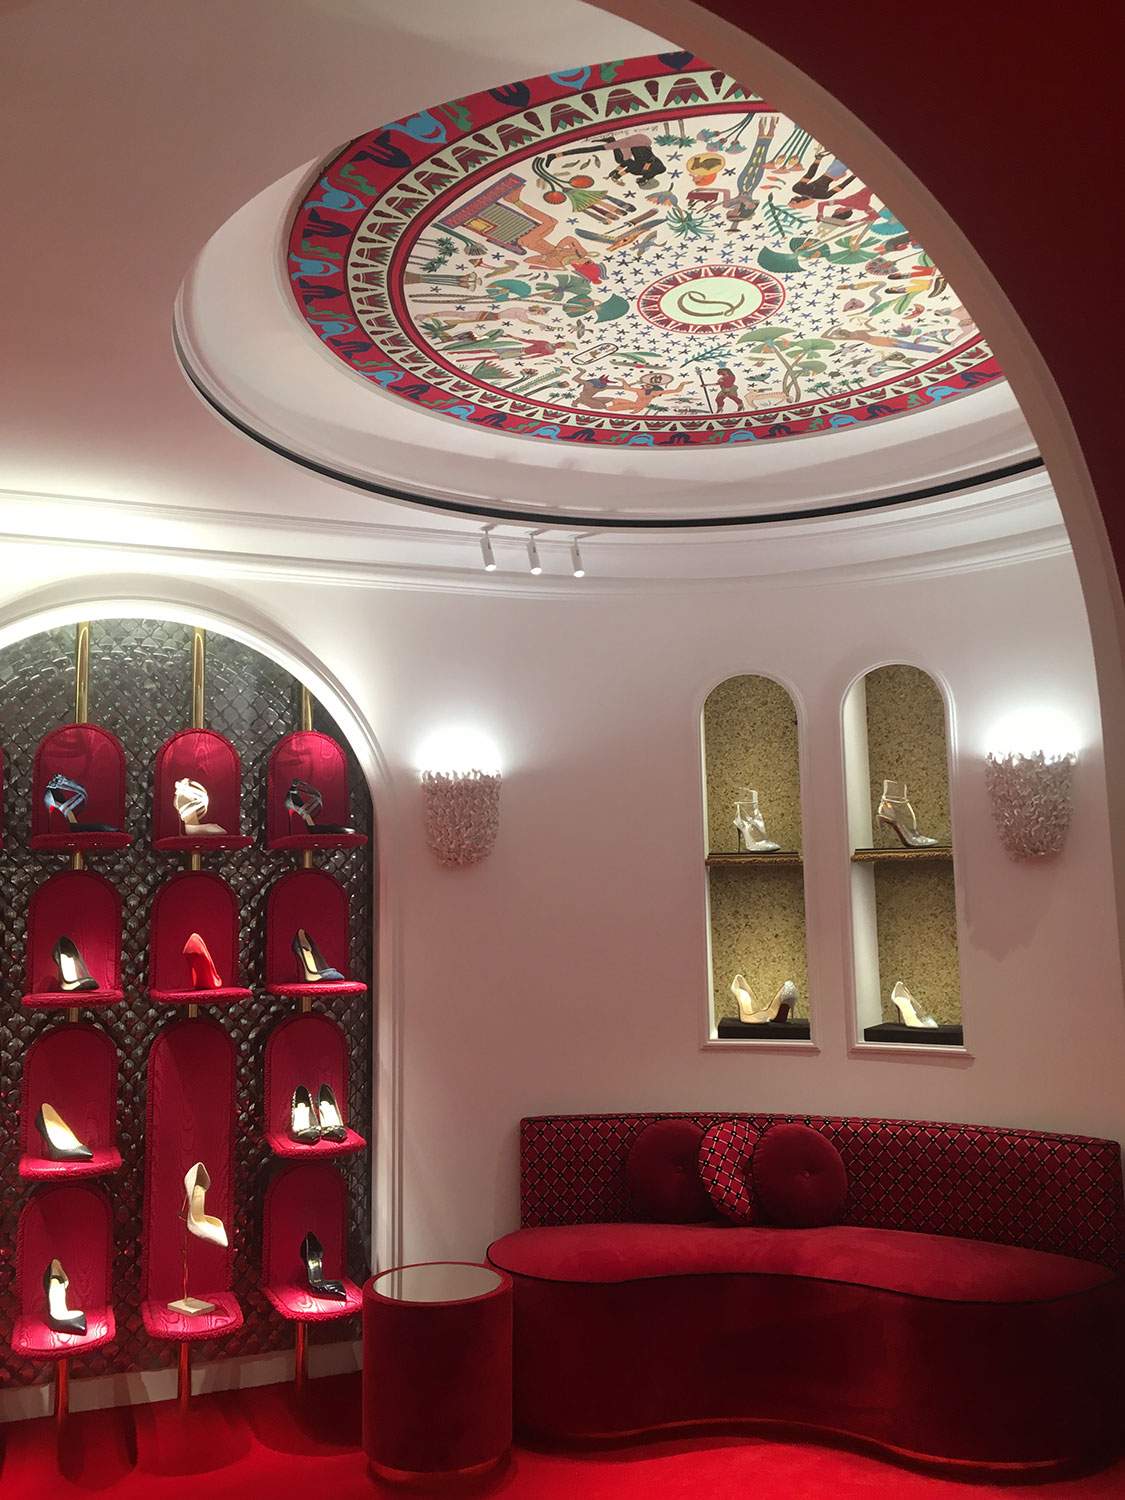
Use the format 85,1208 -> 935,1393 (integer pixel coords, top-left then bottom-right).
300,684 -> 313,733
191,627 -> 206,730
73,621 -> 90,724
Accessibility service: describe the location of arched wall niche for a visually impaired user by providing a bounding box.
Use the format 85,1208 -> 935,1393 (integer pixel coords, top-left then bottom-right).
594,0 -> 1125,1013
700,672 -> 812,1046
0,580 -> 402,1275
843,661 -> 964,1050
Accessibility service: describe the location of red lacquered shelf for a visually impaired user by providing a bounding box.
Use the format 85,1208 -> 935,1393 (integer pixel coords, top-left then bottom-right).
153,834 -> 254,853
265,1126 -> 366,1162
19,1147 -> 122,1182
22,988 -> 125,1010
29,830 -> 133,853
269,831 -> 367,852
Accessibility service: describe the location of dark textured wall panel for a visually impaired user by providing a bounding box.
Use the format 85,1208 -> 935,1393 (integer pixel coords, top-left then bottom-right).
0,620 -> 374,1387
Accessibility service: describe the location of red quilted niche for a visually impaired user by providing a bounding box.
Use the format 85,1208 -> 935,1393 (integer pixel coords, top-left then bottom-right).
754,1122 -> 848,1227
151,728 -> 253,851
265,868 -> 366,1000
142,1018 -> 240,1342
266,731 -> 367,851
148,871 -> 252,1005
30,723 -> 133,852
12,1182 -> 115,1359
264,1013 -> 365,1160
698,1120 -> 760,1225
19,1023 -> 121,1181
22,870 -> 125,1008
261,1162 -> 362,1322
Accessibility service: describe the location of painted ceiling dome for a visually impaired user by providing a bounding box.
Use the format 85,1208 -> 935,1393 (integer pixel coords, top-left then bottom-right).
287,53 -> 999,450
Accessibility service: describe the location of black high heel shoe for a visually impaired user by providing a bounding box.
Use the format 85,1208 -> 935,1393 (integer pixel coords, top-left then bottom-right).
36,1102 -> 94,1161
43,773 -> 116,832
315,1084 -> 347,1143
300,1232 -> 347,1301
292,929 -> 345,984
285,779 -> 355,836
53,936 -> 98,993
44,1259 -> 87,1336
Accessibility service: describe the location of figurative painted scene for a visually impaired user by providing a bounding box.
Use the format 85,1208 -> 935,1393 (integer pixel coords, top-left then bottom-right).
289,55 -> 999,447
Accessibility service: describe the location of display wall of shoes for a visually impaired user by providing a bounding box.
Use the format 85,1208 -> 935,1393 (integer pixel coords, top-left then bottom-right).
702,675 -> 812,1045
845,665 -> 964,1049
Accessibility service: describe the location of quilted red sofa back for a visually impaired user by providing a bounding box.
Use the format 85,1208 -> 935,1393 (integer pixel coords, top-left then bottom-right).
520,1113 -> 1125,1273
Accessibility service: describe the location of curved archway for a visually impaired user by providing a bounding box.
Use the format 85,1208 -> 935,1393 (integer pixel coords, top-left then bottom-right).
597,0 -> 1125,1003
0,578 -> 404,1273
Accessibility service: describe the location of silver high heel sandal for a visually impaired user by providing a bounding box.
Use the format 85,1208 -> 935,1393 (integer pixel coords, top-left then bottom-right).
730,975 -> 798,1024
733,789 -> 780,853
876,780 -> 939,848
890,980 -> 939,1028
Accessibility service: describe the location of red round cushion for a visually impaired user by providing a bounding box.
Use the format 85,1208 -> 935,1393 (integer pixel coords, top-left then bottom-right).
697,1119 -> 760,1225
754,1123 -> 848,1227
626,1120 -> 713,1223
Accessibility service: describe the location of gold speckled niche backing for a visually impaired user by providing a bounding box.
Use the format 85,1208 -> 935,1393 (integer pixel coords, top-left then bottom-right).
702,676 -> 807,1025
862,665 -> 960,1024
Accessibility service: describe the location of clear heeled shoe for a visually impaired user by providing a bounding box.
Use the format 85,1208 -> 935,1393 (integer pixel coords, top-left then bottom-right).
733,789 -> 781,853
44,1258 -> 86,1336
877,781 -> 939,848
35,1101 -> 94,1162
182,1161 -> 228,1247
173,778 -> 226,836
730,975 -> 798,1024
43,773 -> 115,831
890,980 -> 939,1028
285,779 -> 355,835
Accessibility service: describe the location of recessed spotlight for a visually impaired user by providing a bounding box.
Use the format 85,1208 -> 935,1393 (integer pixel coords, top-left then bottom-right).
527,537 -> 542,575
480,532 -> 496,571
570,540 -> 585,578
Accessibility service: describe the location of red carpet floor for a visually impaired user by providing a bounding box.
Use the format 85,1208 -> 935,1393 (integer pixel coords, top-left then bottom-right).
1,1374 -> 1122,1498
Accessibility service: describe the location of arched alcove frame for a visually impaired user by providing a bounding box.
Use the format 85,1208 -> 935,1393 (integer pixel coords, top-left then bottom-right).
0,575 -> 404,1275
696,665 -> 816,1051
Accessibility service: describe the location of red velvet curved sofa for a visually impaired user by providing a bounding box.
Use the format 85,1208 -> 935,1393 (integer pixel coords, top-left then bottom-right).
488,1113 -> 1125,1478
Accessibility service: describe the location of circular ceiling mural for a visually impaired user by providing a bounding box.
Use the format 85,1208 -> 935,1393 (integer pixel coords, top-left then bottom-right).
287,53 -> 1000,449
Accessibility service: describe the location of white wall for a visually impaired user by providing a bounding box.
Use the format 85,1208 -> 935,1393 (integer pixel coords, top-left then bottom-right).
0,542 -> 1121,1267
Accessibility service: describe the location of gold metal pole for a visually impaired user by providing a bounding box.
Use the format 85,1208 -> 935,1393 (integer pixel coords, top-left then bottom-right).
73,622 -> 90,724
191,628 -> 206,730
177,1341 -> 191,1410
300,685 -> 313,733
294,1321 -> 308,1396
54,1358 -> 70,1426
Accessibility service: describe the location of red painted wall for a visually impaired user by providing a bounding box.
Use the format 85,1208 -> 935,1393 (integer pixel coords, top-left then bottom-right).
698,5 -> 1125,563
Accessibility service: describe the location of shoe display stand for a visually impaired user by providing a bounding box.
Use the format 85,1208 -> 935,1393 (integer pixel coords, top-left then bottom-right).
147,871 -> 253,1005
19,1024 -> 122,1180
21,869 -> 125,1008
0,618 -> 373,1417
267,731 -> 369,852
264,1013 -> 366,1159
265,868 -> 367,1000
142,1018 -> 242,1354
29,723 -> 133,853
151,728 -> 254,852
701,674 -> 812,1047
11,1182 -> 116,1423
844,664 -> 964,1050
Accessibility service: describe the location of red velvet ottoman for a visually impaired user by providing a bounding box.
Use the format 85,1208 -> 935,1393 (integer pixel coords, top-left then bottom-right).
363,1262 -> 512,1481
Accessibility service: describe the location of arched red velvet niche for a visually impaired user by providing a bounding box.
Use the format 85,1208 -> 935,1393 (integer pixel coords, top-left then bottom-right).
264,1013 -> 365,1159
148,871 -> 252,1005
266,731 -> 367,851
266,868 -> 366,999
12,1183 -> 115,1358
262,1162 -> 362,1321
152,728 -> 253,851
20,1023 -> 121,1180
142,1017 -> 241,1341
23,870 -> 124,1008
30,723 -> 132,851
